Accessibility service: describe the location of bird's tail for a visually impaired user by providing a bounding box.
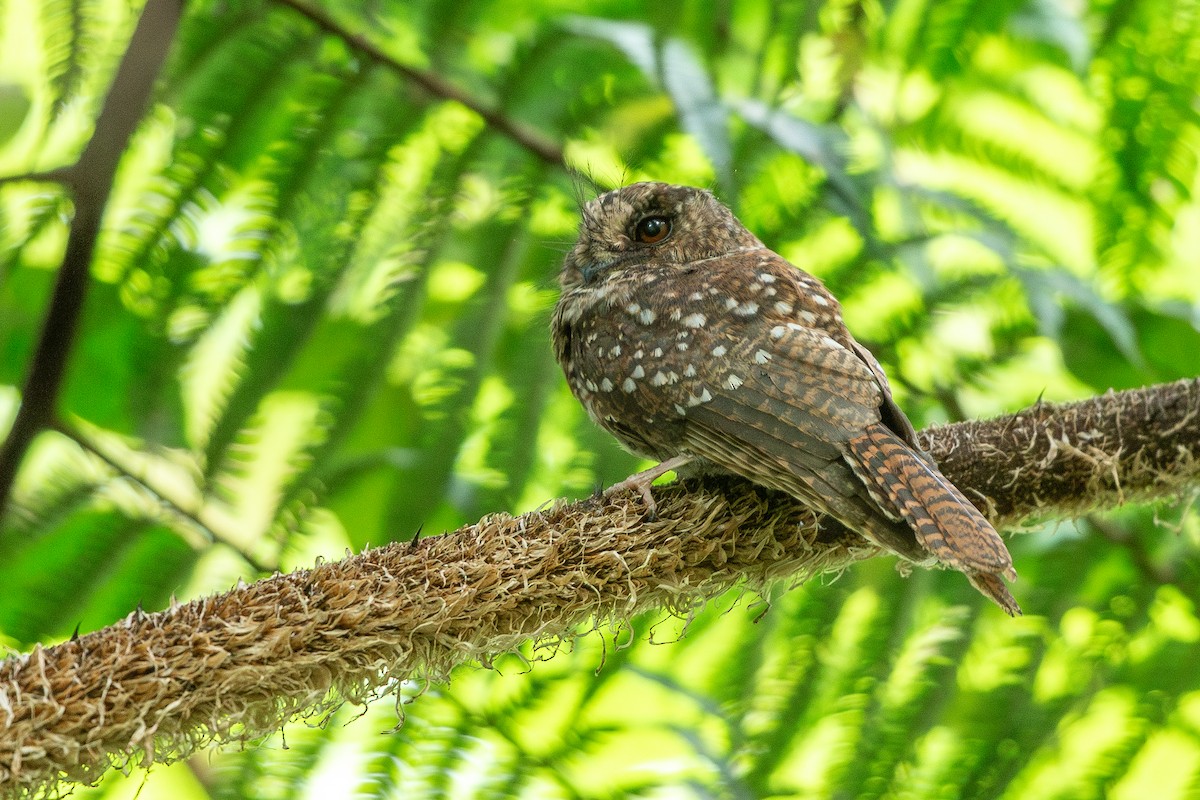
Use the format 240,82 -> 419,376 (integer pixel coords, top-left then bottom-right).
846,422 -> 1020,615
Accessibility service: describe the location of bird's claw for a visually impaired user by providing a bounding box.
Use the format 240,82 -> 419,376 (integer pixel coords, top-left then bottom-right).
606,472 -> 661,519
605,455 -> 693,520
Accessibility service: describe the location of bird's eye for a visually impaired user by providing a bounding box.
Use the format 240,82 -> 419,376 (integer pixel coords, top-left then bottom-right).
634,216 -> 672,244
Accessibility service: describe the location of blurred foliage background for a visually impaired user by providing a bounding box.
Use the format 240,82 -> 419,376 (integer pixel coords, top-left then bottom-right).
1,0 -> 1199,797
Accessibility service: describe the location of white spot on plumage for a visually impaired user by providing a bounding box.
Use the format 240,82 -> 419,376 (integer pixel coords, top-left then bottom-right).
726,374 -> 744,389
626,303 -> 641,315
758,273 -> 776,284
651,371 -> 669,387
774,301 -> 793,314
686,389 -> 708,407
585,380 -> 597,391
712,345 -> 727,357
689,292 -> 703,301
600,378 -> 614,392
765,287 -> 777,297
676,342 -> 689,351
652,347 -> 663,357
799,310 -> 817,324
733,302 -> 758,316
812,294 -> 830,306
788,322 -> 805,331
683,313 -> 706,328
683,364 -> 697,377
639,308 -> 656,324
724,297 -> 739,310
631,364 -> 645,379
622,377 -> 637,393
634,349 -> 644,359
674,403 -> 687,415
770,325 -> 787,339
754,349 -> 771,364
821,335 -> 844,350
609,345 -> 622,357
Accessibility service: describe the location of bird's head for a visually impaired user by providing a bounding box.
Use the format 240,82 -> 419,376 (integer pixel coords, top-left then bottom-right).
559,182 -> 763,291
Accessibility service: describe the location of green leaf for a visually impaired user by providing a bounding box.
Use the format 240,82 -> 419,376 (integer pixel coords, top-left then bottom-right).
1014,266 -> 1144,368
660,38 -> 732,191
0,82 -> 30,146
561,16 -> 657,79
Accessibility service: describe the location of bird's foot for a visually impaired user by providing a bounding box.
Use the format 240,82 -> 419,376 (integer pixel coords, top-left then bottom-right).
606,455 -> 693,518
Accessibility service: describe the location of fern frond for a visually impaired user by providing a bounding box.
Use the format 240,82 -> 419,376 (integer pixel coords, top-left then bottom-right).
39,0 -> 98,118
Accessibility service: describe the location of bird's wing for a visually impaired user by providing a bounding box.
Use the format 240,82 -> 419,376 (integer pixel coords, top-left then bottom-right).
646,258 -> 931,562
660,256 -> 1014,597
680,331 -> 932,560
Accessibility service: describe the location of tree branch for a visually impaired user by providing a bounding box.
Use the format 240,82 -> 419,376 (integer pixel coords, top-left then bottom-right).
920,378 -> 1200,527
272,0 -> 566,166
50,418 -> 274,574
0,167 -> 74,188
0,0 -> 184,517
1,378 -> 1197,797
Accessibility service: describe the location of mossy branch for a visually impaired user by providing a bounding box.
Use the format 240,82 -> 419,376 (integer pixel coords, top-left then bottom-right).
1,378 -> 1198,798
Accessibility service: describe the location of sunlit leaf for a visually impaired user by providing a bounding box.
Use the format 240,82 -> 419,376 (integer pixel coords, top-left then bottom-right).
1,1 -> 1197,797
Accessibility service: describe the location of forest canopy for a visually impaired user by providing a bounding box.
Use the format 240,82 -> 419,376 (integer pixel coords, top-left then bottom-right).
1,0 -> 1199,798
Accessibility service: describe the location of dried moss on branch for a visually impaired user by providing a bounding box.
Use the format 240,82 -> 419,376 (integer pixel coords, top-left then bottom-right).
1,378 -> 1198,798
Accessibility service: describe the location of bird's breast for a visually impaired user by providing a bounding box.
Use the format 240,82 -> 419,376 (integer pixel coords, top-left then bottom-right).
552,268 -> 739,460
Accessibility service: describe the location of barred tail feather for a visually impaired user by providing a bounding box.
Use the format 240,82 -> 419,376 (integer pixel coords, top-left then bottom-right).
846,423 -> 1020,615
967,572 -> 1022,617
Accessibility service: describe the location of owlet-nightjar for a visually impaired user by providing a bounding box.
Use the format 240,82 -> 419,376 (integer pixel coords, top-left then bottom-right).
551,182 -> 1018,615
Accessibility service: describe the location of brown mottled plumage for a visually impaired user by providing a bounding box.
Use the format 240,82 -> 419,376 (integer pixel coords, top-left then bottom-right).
551,182 -> 1019,614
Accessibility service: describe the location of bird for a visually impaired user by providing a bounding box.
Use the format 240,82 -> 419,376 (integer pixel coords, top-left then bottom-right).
551,181 -> 1019,615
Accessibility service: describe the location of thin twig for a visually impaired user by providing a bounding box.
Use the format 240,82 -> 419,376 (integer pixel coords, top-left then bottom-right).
0,166 -> 75,188
0,0 -> 185,516
51,418 -> 274,574
272,0 -> 566,166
